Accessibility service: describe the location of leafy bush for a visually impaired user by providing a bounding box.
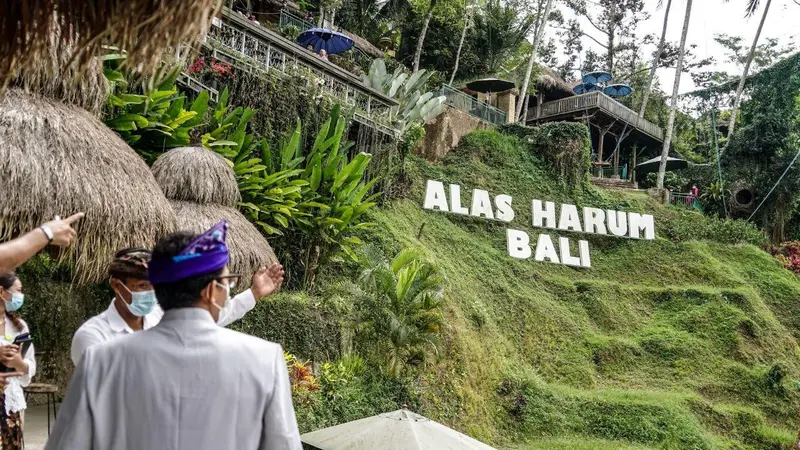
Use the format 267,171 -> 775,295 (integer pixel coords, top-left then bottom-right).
360,59 -> 445,134
285,352 -> 320,405
267,105 -> 380,290
104,66 -> 207,162
347,246 -> 446,377
661,210 -> 766,246
500,122 -> 591,188
769,241 -> 800,275
645,171 -> 688,191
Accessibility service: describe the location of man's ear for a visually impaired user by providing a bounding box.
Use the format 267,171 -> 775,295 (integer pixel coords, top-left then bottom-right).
201,280 -> 216,303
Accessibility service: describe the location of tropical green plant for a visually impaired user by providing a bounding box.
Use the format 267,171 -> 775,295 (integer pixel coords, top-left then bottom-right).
350,246 -> 446,377
361,59 -> 446,134
288,105 -> 380,289
204,88 -> 309,235
104,66 -> 208,163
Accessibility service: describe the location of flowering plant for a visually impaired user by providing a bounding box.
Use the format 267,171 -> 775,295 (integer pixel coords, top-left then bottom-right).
186,58 -> 233,85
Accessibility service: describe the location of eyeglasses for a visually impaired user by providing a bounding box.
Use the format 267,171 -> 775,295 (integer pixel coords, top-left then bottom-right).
216,274 -> 241,289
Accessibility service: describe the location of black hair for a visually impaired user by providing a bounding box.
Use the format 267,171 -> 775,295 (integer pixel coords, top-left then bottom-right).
108,247 -> 152,282
150,232 -> 223,311
0,272 -> 24,331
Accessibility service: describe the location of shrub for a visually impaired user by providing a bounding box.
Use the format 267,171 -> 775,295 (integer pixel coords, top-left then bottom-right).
500,122 -> 591,188
770,241 -> 800,275
348,246 -> 446,377
644,171 -> 688,191
661,210 -> 766,246
285,352 -> 320,405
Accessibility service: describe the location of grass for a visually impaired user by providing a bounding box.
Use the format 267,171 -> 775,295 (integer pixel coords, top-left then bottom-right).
242,128 -> 800,448
346,129 -> 800,448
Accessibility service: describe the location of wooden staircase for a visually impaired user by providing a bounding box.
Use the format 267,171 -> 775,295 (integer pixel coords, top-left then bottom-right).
590,177 -> 639,190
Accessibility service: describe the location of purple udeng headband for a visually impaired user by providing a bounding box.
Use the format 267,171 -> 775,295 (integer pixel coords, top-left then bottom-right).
148,221 -> 230,285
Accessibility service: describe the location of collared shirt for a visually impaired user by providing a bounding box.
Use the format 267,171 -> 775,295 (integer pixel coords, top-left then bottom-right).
70,289 -> 256,366
47,308 -> 302,450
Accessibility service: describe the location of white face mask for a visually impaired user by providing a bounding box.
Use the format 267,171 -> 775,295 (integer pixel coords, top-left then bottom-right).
211,281 -> 231,312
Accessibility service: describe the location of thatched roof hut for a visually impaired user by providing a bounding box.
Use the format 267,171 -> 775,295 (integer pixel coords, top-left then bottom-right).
151,147 -> 277,280
0,89 -> 177,283
151,146 -> 241,207
535,66 -> 574,100
9,24 -> 109,116
1,0 -> 222,85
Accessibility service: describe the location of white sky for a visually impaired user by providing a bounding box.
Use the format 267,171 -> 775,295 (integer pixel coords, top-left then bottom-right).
564,0 -> 799,93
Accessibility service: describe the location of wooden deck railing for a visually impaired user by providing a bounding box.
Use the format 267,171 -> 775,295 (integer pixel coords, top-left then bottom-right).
531,92 -> 663,141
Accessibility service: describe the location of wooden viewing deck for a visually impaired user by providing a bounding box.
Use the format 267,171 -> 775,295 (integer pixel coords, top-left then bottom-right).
528,91 -> 663,142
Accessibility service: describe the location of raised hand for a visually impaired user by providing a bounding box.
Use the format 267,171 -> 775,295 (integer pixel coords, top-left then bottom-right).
250,262 -> 285,299
41,213 -> 85,247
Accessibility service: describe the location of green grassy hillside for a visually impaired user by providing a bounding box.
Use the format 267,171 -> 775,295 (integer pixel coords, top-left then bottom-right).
242,127 -> 800,449
364,129 -> 800,449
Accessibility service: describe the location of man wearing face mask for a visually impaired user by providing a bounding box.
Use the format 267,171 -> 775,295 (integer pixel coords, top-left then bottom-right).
70,246 -> 284,366
47,221 -> 301,450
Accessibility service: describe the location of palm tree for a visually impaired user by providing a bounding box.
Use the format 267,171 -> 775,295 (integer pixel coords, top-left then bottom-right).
656,0 -> 693,190
449,0 -> 473,85
351,247 -> 446,377
515,0 -> 555,121
723,0 -> 772,145
412,0 -> 439,72
639,0 -> 673,119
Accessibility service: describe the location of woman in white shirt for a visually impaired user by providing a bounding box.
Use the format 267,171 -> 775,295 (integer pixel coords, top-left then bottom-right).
0,271 -> 36,450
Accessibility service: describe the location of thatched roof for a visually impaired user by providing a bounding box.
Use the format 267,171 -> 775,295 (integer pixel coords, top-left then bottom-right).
0,0 -> 222,87
152,146 -> 276,280
151,147 -> 241,208
535,66 -> 574,99
9,24 -> 109,115
346,32 -> 384,60
0,89 -> 177,284
170,201 -> 277,280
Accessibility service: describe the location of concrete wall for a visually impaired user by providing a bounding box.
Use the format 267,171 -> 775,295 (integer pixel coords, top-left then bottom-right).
415,106 -> 489,162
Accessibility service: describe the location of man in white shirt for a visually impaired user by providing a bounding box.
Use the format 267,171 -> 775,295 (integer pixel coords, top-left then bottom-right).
47,221 -> 302,450
70,247 -> 284,365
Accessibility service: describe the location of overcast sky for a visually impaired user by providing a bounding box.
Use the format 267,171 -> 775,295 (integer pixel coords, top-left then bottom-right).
566,0 -> 799,93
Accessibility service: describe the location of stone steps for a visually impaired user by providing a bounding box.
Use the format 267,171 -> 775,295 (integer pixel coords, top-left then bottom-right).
590,177 -> 639,190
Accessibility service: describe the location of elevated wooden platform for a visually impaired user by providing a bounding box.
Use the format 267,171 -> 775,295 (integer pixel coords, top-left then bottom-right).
526,91 -> 663,146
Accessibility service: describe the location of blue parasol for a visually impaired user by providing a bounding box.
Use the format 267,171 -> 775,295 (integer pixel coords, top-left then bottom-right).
582,71 -> 613,84
603,84 -> 634,97
297,28 -> 354,55
573,83 -> 600,95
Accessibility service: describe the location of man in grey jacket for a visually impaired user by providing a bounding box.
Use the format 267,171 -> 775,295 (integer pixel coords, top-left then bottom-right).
46,221 -> 302,450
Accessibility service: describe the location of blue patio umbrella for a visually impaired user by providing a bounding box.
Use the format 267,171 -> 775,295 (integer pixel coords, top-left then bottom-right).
582,71 -> 613,84
573,83 -> 600,95
297,28 -> 354,55
604,84 -> 634,97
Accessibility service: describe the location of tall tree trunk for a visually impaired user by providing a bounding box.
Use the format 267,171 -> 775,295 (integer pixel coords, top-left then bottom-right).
413,4 -> 436,72
515,0 -> 554,121
449,1 -> 471,86
606,0 -> 616,72
724,0 -> 771,145
318,2 -> 324,27
639,0 -> 673,118
329,8 -> 336,27
656,0 -> 693,190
